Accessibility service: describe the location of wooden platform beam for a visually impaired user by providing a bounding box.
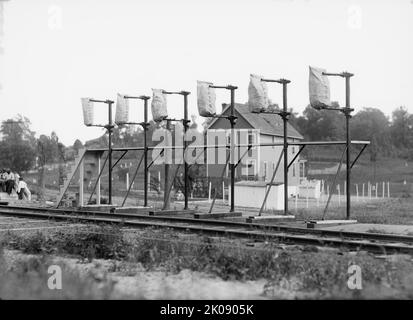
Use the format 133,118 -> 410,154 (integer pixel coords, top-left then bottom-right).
246,215 -> 295,223
194,211 -> 242,219
307,219 -> 358,229
111,206 -> 151,214
80,204 -> 118,213
149,209 -> 196,216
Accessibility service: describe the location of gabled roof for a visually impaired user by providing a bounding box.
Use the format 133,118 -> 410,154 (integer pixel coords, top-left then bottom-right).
207,103 -> 304,140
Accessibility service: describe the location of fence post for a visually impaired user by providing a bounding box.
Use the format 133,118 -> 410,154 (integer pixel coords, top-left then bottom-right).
295,192 -> 298,213
382,181 -> 385,199
338,184 -> 341,206
222,181 -> 225,203
321,180 -> 324,201
370,182 -> 372,199
367,182 -> 369,199
362,183 -> 365,200
356,183 -> 359,202
306,184 -> 309,209
375,182 -> 378,198
208,181 -> 212,203
368,182 -> 371,200
387,181 -> 390,198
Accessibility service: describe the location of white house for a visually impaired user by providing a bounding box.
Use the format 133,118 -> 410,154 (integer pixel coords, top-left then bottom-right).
206,103 -> 305,197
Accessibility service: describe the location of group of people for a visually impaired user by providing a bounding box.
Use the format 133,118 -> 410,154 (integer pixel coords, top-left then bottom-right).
0,169 -> 31,200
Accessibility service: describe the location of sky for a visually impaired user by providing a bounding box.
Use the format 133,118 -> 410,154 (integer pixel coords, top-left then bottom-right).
0,0 -> 412,145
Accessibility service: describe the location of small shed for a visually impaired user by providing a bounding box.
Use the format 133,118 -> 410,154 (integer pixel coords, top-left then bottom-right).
298,180 -> 321,199
233,180 -> 284,210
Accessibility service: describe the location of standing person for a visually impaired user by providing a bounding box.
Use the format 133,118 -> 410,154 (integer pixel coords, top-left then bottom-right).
0,169 -> 6,192
14,172 -> 20,193
17,177 -> 31,200
5,169 -> 15,195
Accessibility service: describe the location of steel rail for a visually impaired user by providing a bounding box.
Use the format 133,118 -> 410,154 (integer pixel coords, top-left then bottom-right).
1,205 -> 413,250
0,206 -> 412,254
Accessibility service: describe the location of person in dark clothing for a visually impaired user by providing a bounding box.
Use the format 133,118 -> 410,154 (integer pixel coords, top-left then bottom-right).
0,169 -> 6,192
5,169 -> 15,195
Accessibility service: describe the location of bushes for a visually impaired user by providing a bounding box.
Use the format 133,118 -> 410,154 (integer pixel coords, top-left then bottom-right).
3,225 -> 129,261
53,226 -> 129,260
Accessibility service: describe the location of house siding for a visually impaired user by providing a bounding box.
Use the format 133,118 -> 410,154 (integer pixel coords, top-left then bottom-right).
206,108 -> 302,188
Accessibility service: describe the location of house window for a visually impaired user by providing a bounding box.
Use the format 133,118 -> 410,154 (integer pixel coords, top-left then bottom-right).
248,132 -> 255,145
292,147 -> 295,155
247,160 -> 255,177
263,161 -> 268,180
300,163 -> 304,178
292,163 -> 296,177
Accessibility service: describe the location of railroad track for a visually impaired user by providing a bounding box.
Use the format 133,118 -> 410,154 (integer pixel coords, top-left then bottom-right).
1,205 -> 413,254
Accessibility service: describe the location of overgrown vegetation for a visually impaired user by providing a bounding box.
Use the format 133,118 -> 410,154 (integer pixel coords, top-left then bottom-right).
3,226 -> 129,261
1,225 -> 413,299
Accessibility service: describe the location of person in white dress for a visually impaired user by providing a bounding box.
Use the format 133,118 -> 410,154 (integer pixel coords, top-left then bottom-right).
17,177 -> 31,200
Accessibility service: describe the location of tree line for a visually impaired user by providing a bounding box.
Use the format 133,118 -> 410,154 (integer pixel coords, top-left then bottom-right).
290,105 -> 413,161
1,105 -> 412,175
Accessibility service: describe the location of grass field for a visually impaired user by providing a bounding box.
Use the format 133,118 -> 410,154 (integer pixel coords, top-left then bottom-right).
308,153 -> 412,189
293,197 -> 413,225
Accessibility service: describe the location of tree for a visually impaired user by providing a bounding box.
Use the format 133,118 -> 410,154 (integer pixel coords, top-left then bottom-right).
36,132 -> 63,199
390,106 -> 413,150
73,139 -> 84,154
0,115 -> 37,172
289,108 -> 309,139
351,107 -> 392,159
300,103 -> 345,141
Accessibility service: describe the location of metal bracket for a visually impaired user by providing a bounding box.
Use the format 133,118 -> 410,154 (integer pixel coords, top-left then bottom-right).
350,144 -> 368,169
261,78 -> 291,85
287,145 -> 305,169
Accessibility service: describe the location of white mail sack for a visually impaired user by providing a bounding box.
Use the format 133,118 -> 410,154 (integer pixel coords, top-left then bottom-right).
197,81 -> 216,117
81,98 -> 94,126
248,74 -> 269,113
309,66 -> 332,109
151,89 -> 168,122
115,93 -> 130,125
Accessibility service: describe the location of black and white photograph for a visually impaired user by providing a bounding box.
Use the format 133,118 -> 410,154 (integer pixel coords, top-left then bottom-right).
0,0 -> 413,307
